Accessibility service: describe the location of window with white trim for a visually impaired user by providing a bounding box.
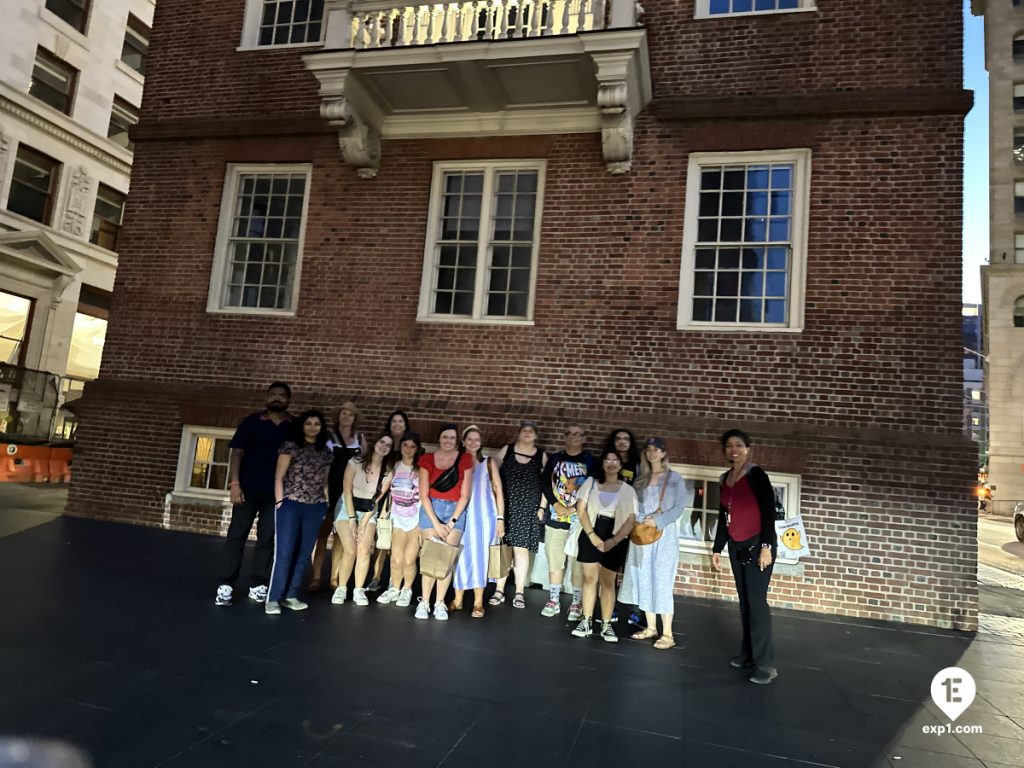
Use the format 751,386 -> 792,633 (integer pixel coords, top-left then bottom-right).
677,149 -> 810,331
418,161 -> 544,323
696,0 -> 814,17
208,165 -> 311,315
175,427 -> 235,496
241,0 -> 325,47
672,463 -> 801,556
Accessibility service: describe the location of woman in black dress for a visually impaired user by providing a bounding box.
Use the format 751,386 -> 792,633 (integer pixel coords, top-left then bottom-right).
490,420 -> 546,609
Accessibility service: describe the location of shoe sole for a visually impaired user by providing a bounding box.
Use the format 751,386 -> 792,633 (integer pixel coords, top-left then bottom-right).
602,636 -> 619,643
215,600 -> 231,606
414,613 -> 429,620
283,603 -> 308,611
541,610 -> 559,617
750,672 -> 778,685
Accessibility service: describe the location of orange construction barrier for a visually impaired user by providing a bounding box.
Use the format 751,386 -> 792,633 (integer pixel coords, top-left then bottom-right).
0,444 -> 52,483
48,447 -> 73,483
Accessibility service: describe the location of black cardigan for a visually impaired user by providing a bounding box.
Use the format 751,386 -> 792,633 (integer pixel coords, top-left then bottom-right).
712,464 -> 777,553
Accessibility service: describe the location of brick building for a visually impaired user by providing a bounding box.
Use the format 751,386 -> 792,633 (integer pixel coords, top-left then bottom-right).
66,0 -> 977,630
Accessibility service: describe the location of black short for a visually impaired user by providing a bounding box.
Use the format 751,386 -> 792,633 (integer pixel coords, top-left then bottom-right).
577,516 -> 629,571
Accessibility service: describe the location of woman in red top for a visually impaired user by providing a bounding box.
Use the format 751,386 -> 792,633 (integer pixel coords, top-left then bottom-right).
711,429 -> 779,685
416,423 -> 474,620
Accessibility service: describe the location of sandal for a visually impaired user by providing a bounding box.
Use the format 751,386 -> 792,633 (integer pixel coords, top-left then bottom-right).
488,591 -> 506,606
471,605 -> 485,619
447,601 -> 463,612
631,628 -> 658,641
653,635 -> 676,650
512,593 -> 526,609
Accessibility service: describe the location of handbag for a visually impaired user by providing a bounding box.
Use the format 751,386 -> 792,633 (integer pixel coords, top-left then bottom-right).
420,537 -> 462,579
376,513 -> 393,550
430,451 -> 464,493
487,541 -> 513,579
629,472 -> 670,546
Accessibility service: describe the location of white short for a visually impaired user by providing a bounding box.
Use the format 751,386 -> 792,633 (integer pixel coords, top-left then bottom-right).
390,513 -> 420,533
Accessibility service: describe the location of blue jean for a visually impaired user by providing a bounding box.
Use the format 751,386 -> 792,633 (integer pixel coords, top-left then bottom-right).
268,499 -> 327,602
419,498 -> 467,532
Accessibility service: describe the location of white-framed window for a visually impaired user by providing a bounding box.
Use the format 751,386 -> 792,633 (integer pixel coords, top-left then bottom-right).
207,164 -> 311,315
174,426 -> 235,497
672,462 -> 801,556
695,0 -> 815,18
240,0 -> 326,48
677,149 -> 810,332
418,160 -> 545,324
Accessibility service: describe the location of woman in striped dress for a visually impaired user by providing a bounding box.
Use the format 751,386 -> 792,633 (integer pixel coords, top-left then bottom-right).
451,426 -> 505,618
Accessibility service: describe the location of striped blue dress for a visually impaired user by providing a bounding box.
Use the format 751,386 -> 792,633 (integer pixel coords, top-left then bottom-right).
454,457 -> 497,590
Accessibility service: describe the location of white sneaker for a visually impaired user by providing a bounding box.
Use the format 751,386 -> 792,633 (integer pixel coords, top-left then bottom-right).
353,588 -> 369,606
331,586 -> 347,605
282,598 -> 308,611
265,601 -> 281,615
433,602 -> 449,621
248,585 -> 268,602
215,584 -> 232,606
600,622 -> 619,644
377,586 -> 400,604
396,588 -> 413,607
541,599 -> 560,618
414,598 -> 430,619
571,617 -> 593,638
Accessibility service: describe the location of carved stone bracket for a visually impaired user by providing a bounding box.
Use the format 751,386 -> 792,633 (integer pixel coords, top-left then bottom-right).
320,97 -> 381,179
590,49 -> 650,176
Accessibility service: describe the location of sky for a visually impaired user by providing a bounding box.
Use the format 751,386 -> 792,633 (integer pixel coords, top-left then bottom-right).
964,1 -> 987,304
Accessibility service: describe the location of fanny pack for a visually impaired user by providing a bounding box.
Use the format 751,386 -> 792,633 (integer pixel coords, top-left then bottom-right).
430,451 -> 464,493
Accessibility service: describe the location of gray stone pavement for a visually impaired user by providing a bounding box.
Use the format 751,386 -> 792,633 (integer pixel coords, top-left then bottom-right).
2,487 -> 1024,767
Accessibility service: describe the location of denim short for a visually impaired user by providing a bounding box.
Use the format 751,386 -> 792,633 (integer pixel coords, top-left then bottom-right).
334,496 -> 376,524
419,498 -> 467,532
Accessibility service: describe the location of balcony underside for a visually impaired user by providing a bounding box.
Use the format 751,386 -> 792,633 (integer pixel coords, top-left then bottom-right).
304,28 -> 650,177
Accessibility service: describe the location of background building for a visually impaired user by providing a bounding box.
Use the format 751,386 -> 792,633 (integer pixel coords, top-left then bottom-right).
963,303 -> 987,458
0,0 -> 152,440
975,0 -> 1024,517
67,0 -> 976,630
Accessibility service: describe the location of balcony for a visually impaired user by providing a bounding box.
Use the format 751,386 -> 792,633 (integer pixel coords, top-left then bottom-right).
303,0 -> 650,177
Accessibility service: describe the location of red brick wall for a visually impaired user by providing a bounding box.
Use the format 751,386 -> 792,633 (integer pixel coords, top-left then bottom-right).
67,0 -> 976,630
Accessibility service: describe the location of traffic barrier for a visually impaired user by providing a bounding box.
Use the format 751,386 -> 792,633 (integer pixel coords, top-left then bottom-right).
0,444 -> 56,483
48,447 -> 72,483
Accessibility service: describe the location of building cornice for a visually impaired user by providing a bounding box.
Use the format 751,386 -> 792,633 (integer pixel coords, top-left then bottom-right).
0,85 -> 132,176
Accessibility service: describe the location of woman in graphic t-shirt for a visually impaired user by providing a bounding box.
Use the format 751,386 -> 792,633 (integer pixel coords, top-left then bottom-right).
416,424 -> 474,621
711,428 -> 779,686
375,432 -> 424,609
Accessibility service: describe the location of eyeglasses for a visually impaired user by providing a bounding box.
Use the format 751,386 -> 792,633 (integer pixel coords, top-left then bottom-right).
566,431 -> 584,437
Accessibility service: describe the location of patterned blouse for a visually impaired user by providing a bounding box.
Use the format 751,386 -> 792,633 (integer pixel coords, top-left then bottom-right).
279,441 -> 333,504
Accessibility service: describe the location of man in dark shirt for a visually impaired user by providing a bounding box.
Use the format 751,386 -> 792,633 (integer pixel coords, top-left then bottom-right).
214,382 -> 293,606
539,425 -> 595,621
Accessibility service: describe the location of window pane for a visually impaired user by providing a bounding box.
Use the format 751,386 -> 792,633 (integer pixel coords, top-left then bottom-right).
65,312 -> 107,380
7,146 -> 60,225
257,0 -> 325,45
45,0 -> 88,32
107,97 -> 139,151
90,185 -> 126,251
30,49 -> 77,115
223,171 -> 306,310
121,16 -> 150,75
689,160 -> 796,325
0,292 -> 32,366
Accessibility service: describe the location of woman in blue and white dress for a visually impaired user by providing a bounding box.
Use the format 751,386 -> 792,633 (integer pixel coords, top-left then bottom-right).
620,437 -> 692,650
451,426 -> 505,618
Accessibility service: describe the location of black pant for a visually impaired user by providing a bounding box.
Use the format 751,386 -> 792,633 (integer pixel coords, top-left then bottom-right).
728,536 -> 775,671
219,489 -> 276,588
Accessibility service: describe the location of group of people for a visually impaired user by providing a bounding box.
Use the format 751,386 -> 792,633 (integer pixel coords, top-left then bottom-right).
214,383 -> 780,685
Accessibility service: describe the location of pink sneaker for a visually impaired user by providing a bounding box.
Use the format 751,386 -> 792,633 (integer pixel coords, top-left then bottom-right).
567,602 -> 583,621
541,599 -> 560,618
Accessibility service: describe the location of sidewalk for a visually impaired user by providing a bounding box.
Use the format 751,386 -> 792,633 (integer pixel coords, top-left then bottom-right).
0,482 -> 66,538
1,516 -> 1023,768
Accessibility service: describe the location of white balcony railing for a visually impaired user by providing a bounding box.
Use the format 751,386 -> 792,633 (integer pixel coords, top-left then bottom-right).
349,0 -> 608,49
